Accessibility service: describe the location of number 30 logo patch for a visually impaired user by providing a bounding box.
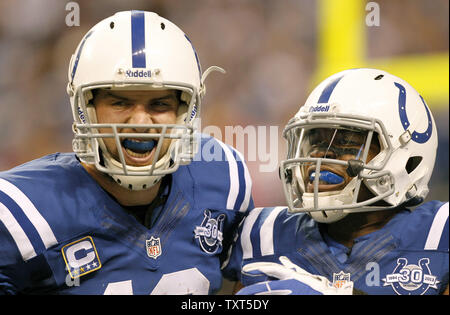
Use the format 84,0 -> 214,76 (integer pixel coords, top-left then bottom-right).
62,236 -> 102,279
382,258 -> 439,295
194,210 -> 226,254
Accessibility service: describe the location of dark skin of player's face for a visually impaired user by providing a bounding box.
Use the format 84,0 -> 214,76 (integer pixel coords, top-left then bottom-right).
303,129 -> 396,249
303,128 -> 379,200
299,128 -> 397,247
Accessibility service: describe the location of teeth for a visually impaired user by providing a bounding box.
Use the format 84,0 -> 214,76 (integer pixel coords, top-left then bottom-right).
125,148 -> 151,158
125,139 -> 145,143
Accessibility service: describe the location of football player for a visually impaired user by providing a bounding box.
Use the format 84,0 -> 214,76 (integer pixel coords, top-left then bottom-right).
0,11 -> 253,294
223,68 -> 448,295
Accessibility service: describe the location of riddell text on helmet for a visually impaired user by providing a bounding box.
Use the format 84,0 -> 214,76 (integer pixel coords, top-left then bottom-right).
125,69 -> 152,78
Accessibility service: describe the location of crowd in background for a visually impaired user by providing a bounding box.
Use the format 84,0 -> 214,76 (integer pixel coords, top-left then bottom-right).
0,0 -> 448,206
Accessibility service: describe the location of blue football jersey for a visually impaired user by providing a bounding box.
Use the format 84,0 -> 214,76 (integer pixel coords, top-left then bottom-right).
0,134 -> 254,294
224,202 -> 449,295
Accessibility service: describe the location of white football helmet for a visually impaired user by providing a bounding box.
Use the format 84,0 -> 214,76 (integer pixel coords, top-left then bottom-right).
67,11 -> 224,190
280,68 -> 438,223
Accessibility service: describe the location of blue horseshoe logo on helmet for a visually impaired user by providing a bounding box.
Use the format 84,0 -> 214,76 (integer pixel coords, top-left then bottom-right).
395,82 -> 432,144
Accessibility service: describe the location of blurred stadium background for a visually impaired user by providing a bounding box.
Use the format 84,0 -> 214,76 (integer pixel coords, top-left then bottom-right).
0,0 -> 448,207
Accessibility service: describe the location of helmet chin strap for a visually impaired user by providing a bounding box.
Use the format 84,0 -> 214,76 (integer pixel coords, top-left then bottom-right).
102,147 -> 172,191
302,178 -> 359,223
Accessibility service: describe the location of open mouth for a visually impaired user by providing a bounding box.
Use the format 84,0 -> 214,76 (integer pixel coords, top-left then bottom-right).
306,168 -> 346,192
121,138 -> 158,162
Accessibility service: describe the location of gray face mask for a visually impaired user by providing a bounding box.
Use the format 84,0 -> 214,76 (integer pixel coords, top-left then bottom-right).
280,118 -> 396,223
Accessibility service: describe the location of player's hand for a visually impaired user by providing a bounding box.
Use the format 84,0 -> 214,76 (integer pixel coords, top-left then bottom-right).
237,256 -> 353,295
236,278 -> 332,295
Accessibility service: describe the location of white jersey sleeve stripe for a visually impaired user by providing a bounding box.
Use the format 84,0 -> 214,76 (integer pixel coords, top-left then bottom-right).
424,202 -> 449,250
233,149 -> 253,213
215,140 -> 240,210
260,207 -> 285,256
0,201 -> 37,260
0,178 -> 57,249
241,207 -> 264,259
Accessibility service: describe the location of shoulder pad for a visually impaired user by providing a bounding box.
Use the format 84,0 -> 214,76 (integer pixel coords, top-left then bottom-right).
395,201 -> 449,251
185,134 -> 254,212
422,201 -> 449,251
0,177 -> 58,262
239,206 -> 295,259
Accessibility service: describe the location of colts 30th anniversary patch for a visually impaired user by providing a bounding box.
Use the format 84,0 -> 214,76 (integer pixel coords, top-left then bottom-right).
194,210 -> 226,254
382,258 -> 440,295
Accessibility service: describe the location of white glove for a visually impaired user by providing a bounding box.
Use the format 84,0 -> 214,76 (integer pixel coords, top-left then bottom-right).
240,256 -> 353,295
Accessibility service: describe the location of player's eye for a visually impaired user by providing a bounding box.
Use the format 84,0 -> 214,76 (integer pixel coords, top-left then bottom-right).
334,131 -> 366,147
111,100 -> 130,107
150,101 -> 176,112
306,130 -> 324,146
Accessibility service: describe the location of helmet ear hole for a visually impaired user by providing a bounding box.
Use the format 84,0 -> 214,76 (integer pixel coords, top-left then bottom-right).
405,156 -> 423,174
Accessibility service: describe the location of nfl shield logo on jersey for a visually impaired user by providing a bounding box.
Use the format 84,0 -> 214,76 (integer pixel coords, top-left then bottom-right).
382,258 -> 439,295
332,271 -> 351,288
146,236 -> 162,259
194,210 -> 226,254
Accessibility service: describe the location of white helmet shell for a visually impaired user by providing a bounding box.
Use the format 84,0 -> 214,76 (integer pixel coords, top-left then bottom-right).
67,11 -> 224,190
281,68 -> 437,223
